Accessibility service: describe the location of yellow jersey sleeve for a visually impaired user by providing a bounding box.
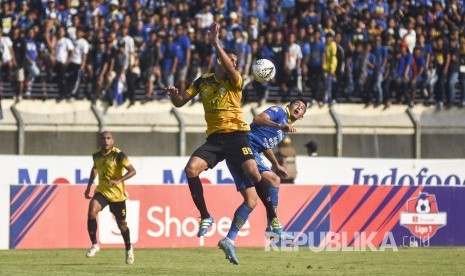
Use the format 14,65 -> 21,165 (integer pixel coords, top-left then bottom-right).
186,76 -> 202,97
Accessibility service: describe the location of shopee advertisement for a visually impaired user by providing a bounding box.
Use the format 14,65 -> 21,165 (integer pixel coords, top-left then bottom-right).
10,185 -> 326,249
9,185 -> 465,249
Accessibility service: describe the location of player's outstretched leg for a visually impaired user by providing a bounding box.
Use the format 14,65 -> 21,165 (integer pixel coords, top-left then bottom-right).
218,238 -> 238,265
258,172 -> 294,241
219,201 -> 255,265
185,168 -> 213,237
265,182 -> 279,238
268,183 -> 293,241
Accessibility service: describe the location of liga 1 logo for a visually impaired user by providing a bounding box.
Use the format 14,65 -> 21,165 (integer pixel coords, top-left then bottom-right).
399,192 -> 447,241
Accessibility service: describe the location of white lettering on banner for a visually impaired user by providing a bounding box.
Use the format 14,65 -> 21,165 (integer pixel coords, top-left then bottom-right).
399,213 -> 447,225
352,168 -> 465,186
162,169 -> 234,184
3,155 -> 234,185
265,232 -> 398,252
294,157 -> 465,186
17,168 -> 89,185
146,206 -> 249,245
402,236 -> 430,247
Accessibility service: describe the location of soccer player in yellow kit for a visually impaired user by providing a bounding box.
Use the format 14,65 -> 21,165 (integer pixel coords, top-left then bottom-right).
165,22 -> 283,265
84,131 -> 137,264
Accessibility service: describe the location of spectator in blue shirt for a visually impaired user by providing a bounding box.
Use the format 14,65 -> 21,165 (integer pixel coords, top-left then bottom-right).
24,28 -> 40,98
394,43 -> 413,105
410,46 -> 426,107
174,24 -> 191,93
416,34 -> 434,104
306,31 -> 326,104
365,42 -> 377,105
161,32 -> 181,88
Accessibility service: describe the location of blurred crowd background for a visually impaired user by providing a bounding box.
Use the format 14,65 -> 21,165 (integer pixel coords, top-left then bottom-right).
0,0 -> 465,109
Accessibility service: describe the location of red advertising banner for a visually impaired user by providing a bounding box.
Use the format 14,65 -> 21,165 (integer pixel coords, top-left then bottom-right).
10,185 -> 325,249
11,185 -> 464,249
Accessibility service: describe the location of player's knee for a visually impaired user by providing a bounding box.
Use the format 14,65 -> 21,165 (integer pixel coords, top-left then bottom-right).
117,220 -> 128,231
270,174 -> 281,187
88,210 -> 98,219
245,168 -> 261,183
184,164 -> 200,178
250,172 -> 261,184
245,195 -> 258,209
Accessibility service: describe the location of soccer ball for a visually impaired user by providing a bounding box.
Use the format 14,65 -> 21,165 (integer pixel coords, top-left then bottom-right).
252,59 -> 276,83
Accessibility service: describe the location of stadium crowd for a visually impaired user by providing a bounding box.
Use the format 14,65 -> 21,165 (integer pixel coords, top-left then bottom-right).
0,0 -> 465,109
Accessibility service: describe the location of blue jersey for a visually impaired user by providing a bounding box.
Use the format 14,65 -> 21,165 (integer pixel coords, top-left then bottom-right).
227,106 -> 292,190
175,35 -> 191,67
247,106 -> 290,153
25,39 -> 38,62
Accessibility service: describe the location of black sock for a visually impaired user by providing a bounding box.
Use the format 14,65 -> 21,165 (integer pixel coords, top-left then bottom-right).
122,229 -> 131,250
87,218 -> 97,244
254,179 -> 277,221
187,176 -> 210,219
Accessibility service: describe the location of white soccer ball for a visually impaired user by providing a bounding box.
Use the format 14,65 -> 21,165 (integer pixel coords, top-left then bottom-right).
252,59 -> 276,83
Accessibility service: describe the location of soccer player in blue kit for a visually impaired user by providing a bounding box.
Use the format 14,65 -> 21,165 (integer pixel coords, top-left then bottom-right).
221,98 -> 307,261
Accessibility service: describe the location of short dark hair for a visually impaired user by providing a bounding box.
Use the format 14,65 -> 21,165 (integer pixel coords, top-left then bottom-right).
290,98 -> 307,108
223,48 -> 237,56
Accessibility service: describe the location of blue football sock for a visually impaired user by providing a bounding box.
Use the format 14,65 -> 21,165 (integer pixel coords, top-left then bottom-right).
227,203 -> 254,241
269,185 -> 279,208
268,186 -> 279,226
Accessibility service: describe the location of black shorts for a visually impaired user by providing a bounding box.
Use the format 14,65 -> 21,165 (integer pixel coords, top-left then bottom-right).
192,131 -> 255,171
93,193 -> 127,221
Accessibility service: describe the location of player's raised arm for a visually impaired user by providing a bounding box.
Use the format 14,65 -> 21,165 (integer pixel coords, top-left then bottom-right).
208,23 -> 240,85
252,111 -> 296,133
165,85 -> 196,107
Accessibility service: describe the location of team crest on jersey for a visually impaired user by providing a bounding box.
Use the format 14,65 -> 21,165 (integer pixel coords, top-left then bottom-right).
399,192 -> 447,241
219,87 -> 226,94
109,161 -> 115,167
202,89 -> 208,98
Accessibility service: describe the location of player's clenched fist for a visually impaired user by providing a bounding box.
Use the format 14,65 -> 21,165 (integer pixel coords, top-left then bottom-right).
165,86 -> 179,96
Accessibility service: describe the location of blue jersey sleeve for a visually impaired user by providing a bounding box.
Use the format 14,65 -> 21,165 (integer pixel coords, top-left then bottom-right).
264,106 -> 286,123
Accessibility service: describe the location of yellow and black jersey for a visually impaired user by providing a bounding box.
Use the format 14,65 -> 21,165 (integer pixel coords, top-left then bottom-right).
186,73 -> 250,135
92,147 -> 131,202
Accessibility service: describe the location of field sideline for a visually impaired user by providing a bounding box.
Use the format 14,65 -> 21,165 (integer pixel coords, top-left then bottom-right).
0,247 -> 464,275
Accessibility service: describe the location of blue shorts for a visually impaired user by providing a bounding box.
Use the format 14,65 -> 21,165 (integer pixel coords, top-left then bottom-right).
226,151 -> 271,191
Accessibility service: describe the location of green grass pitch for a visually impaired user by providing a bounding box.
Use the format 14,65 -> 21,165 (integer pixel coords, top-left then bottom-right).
1,247 -> 464,275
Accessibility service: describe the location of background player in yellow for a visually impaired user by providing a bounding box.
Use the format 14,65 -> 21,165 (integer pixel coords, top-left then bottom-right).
324,32 -> 338,105
165,22 -> 284,265
84,131 -> 137,264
